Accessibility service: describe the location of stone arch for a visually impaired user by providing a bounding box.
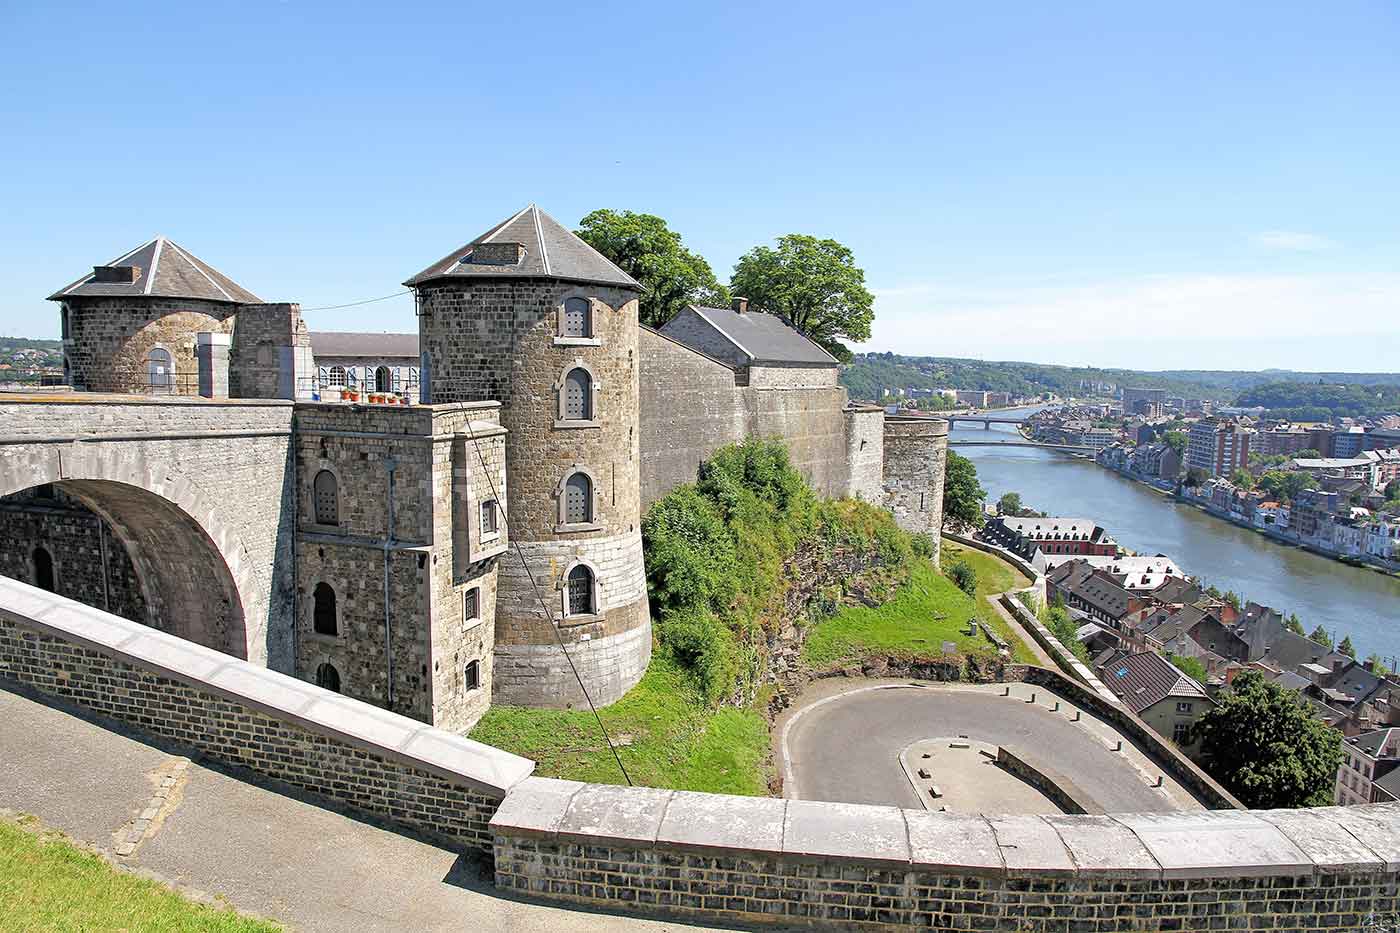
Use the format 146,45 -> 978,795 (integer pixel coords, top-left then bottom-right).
553,465 -> 602,529
559,557 -> 602,621
0,445 -> 260,661
553,359 -> 600,424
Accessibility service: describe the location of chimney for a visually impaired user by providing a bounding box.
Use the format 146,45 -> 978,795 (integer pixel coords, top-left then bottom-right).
92,264 -> 139,283
732,296 -> 749,314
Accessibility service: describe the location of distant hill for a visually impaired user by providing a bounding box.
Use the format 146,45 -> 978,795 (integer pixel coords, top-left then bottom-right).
0,337 -> 61,352
840,352 -> 1400,405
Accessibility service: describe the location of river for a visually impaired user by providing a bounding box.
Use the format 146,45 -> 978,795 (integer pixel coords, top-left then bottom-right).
948,407 -> 1400,662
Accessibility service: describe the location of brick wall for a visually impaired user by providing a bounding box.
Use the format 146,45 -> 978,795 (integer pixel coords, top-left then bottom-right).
492,778 -> 1400,932
0,579 -> 532,855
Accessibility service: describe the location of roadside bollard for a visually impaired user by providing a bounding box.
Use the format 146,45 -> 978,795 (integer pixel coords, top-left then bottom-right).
1114,740 -> 1123,752
1072,711 -> 1081,722
1052,701 -> 1060,712
1154,776 -> 1164,788
1003,686 -> 1011,696
1027,692 -> 1037,704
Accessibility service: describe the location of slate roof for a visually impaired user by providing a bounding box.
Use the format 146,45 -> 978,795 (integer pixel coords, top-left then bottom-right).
1047,560 -> 1135,620
49,237 -> 261,304
404,204 -> 640,289
1349,727 -> 1400,759
1100,651 -> 1210,714
310,332 -> 419,359
681,305 -> 839,366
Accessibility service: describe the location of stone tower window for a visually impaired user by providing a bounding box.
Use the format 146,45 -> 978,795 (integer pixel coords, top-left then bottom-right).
562,297 -> 591,338
375,366 -> 392,392
464,659 -> 481,692
328,366 -> 347,388
315,662 -> 341,693
32,546 -> 55,593
480,499 -> 500,538
463,586 -> 480,623
566,565 -> 595,616
563,368 -> 592,420
313,582 -> 338,636
565,472 -> 592,525
313,470 -> 339,526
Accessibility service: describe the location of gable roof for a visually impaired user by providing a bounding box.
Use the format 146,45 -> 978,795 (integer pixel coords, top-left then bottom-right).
49,237 -> 261,304
404,204 -> 640,290
1099,651 -> 1210,714
679,305 -> 839,366
310,331 -> 419,359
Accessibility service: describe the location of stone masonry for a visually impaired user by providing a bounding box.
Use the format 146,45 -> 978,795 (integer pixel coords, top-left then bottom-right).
882,417 -> 949,565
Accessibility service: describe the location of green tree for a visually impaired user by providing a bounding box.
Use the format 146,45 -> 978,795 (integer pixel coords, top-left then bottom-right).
1163,430 -> 1188,455
1367,654 -> 1392,675
1309,626 -> 1334,649
996,492 -> 1023,516
1045,603 -> 1090,664
1167,653 -> 1208,684
1222,590 -> 1242,611
941,451 -> 986,528
575,209 -> 729,328
730,234 -> 874,361
1338,635 -> 1356,659
1192,670 -> 1342,808
1284,613 -> 1305,635
1231,468 -> 1255,490
947,559 -> 977,597
1386,478 -> 1400,501
1184,467 -> 1209,488
1256,469 -> 1317,503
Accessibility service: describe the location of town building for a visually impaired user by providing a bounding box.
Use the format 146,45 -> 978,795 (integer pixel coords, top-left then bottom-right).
309,331 -> 419,398
1337,728 -> 1400,806
1121,387 -> 1166,418
981,516 -> 1119,561
1186,418 -> 1253,478
1096,651 -> 1213,753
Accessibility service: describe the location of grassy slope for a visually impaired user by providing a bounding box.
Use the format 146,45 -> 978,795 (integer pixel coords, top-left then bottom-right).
803,552 -> 1037,668
0,815 -> 279,932
470,655 -> 771,795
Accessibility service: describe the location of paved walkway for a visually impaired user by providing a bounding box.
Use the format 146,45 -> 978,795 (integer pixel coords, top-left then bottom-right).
778,679 -> 1204,813
0,683 -> 738,933
987,593 -> 1053,666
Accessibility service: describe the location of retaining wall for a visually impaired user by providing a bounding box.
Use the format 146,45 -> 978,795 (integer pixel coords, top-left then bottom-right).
994,746 -> 1102,815
0,577 -> 532,854
492,777 -> 1400,932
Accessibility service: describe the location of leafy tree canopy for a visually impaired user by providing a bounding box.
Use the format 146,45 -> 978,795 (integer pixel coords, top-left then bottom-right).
1167,653 -> 1208,684
942,451 -> 986,528
1163,431 -> 1188,455
1310,626 -> 1334,649
730,234 -> 873,362
576,209 -> 729,329
996,492 -> 1023,516
1284,613 -> 1305,635
1193,670 -> 1343,808
1338,635 -> 1356,659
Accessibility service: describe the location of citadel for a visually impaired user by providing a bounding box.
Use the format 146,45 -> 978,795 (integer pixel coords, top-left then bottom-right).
1,203 -> 948,730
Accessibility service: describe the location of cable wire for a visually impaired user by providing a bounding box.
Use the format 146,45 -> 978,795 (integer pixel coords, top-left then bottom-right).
301,290 -> 411,312
462,421 -> 633,786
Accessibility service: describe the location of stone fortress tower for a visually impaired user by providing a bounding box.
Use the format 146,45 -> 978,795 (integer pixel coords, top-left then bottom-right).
406,205 -> 652,708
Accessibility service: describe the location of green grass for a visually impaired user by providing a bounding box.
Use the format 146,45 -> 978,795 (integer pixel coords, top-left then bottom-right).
0,814 -> 280,932
470,654 -> 772,795
940,539 -> 1032,597
801,557 -> 1037,668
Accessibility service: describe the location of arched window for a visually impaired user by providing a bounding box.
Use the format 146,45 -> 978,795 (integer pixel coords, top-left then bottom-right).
313,582 -> 338,636
32,547 -> 55,593
565,472 -> 592,525
563,367 -> 592,421
375,366 -> 391,392
567,564 -> 594,616
419,351 -> 432,403
315,662 -> 341,693
313,470 -> 338,525
60,306 -> 70,339
562,297 -> 591,338
328,365 -> 347,388
147,347 -> 173,392
464,659 -> 480,692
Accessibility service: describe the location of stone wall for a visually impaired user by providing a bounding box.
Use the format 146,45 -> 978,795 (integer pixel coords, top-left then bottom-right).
0,396 -> 296,670
0,487 -> 146,623
293,401 -> 505,731
994,746 -> 1102,815
843,407 -> 885,502
493,777 -> 1400,932
881,417 -> 949,565
60,296 -> 237,395
0,579 -> 533,855
230,303 -> 314,400
417,278 -> 651,709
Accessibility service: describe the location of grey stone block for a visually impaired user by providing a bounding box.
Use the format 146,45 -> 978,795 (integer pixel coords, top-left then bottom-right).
1114,810 -> 1313,879
1314,803 -> 1400,872
656,790 -> 785,855
489,777 -> 585,838
905,811 -> 1003,875
556,784 -> 672,847
1255,807 -> 1385,874
782,799 -> 909,867
1046,814 -> 1160,879
985,815 -> 1075,876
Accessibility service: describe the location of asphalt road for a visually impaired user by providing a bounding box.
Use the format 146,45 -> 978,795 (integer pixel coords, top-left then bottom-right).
783,683 -> 1193,814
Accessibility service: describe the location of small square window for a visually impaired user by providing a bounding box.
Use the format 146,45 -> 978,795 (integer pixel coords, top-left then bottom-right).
1172,722 -> 1191,743
480,500 -> 499,536
464,659 -> 480,692
463,587 -> 480,623
1175,701 -> 1193,714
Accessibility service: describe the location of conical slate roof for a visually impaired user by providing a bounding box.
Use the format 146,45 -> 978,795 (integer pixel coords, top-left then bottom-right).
49,237 -> 262,304
404,204 -> 640,290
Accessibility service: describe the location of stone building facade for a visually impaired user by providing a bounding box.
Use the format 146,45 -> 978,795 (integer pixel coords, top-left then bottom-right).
2,203 -> 949,728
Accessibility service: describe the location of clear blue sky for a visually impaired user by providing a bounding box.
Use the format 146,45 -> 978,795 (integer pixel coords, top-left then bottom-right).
3,1 -> 1396,371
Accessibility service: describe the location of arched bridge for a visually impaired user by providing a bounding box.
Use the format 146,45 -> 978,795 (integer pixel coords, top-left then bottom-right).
948,440 -> 1096,452
0,393 -> 296,669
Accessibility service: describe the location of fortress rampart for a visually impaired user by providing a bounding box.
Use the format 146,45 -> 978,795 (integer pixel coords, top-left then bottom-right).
5,582 -> 1398,933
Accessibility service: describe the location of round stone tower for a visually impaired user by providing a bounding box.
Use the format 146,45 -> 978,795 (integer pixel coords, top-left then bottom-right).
407,205 -> 651,708
882,416 -> 950,566
48,237 -> 262,395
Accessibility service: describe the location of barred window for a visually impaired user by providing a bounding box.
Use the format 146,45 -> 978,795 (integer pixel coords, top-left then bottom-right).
567,565 -> 594,616
480,499 -> 499,536
328,366 -> 347,388
463,587 -> 480,622
563,297 -> 591,338
313,470 -> 339,525
565,473 -> 592,524
563,368 -> 592,420
464,659 -> 480,691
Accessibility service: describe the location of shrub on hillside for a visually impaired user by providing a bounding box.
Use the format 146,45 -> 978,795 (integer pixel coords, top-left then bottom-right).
656,607 -> 740,706
642,484 -> 738,617
910,534 -> 936,560
947,558 -> 977,597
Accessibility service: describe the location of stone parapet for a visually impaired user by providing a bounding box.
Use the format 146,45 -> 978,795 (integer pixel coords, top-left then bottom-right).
0,579 -> 533,853
492,776 -> 1400,930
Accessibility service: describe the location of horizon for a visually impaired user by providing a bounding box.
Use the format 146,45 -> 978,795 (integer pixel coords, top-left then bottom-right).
2,2 -> 1397,371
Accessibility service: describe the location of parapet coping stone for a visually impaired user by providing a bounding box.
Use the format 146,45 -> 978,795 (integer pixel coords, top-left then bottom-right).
491,777 -> 1400,881
0,392 -> 295,407
0,578 -> 534,798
